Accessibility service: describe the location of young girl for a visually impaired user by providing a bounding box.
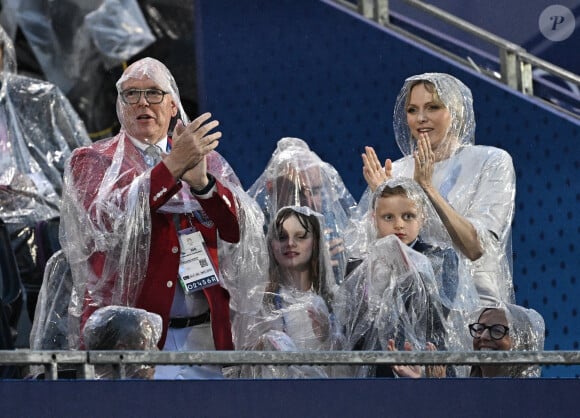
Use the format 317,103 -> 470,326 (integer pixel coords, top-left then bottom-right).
248,137 -> 357,285
241,206 -> 341,378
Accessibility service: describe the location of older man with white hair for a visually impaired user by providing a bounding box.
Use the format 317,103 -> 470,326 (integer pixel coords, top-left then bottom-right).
58,57 -> 242,379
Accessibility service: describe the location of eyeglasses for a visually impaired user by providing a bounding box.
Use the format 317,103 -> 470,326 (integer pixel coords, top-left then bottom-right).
120,88 -> 168,104
468,323 -> 509,340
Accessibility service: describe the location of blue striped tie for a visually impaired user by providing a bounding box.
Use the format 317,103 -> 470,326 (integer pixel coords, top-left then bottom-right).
144,144 -> 163,167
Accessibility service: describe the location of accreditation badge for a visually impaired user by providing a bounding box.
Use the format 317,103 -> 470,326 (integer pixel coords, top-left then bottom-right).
177,228 -> 220,294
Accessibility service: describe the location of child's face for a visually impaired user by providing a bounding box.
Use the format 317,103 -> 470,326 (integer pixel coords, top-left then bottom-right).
374,195 -> 422,245
271,214 -> 314,272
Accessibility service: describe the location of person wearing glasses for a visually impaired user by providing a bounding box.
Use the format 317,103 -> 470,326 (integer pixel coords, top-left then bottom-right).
468,304 -> 545,378
388,303 -> 545,378
53,57 -> 247,379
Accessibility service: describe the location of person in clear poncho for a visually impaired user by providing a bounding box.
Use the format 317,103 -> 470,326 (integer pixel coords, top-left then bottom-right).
248,137 -> 357,285
237,206 -> 343,379
0,24 -> 91,210
83,305 -> 162,379
361,73 -> 516,306
335,231 -> 462,378
0,24 -> 91,318
30,250 -> 73,350
390,302 -> 545,378
357,177 -> 479,313
468,303 -> 545,378
6,0 -> 156,135
363,178 -> 479,376
39,57 -> 264,379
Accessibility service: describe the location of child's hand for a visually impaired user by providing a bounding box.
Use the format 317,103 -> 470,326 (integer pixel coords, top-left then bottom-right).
308,307 -> 330,342
425,342 -> 446,378
325,234 -> 345,266
387,339 -> 424,378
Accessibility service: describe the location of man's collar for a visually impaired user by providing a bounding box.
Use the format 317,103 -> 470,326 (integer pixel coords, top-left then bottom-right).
126,133 -> 168,153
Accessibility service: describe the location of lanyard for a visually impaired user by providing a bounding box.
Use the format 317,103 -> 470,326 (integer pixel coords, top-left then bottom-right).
273,290 -> 287,333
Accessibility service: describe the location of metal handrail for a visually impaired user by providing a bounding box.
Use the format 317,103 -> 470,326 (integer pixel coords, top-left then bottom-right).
87,350 -> 580,366
2,350 -> 580,380
331,0 -> 580,105
520,50 -> 580,83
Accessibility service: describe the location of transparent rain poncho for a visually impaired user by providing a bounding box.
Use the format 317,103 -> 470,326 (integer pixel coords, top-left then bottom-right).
84,0 -> 156,68
235,206 -> 344,379
359,73 -> 516,305
36,57 -> 266,348
248,137 -> 358,285
29,250 -> 74,350
359,178 -> 480,315
334,234 -> 470,377
468,303 -> 545,378
0,24 -> 91,225
9,0 -> 154,91
83,305 -> 162,379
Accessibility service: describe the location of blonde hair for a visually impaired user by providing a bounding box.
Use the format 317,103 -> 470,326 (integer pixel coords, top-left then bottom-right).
374,184 -> 424,224
405,80 -> 445,108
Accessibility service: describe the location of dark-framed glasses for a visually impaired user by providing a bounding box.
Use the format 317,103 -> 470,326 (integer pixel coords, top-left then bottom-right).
120,88 -> 168,104
468,323 -> 509,340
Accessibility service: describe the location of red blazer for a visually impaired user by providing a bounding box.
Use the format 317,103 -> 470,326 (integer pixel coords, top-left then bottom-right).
70,134 -> 240,349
